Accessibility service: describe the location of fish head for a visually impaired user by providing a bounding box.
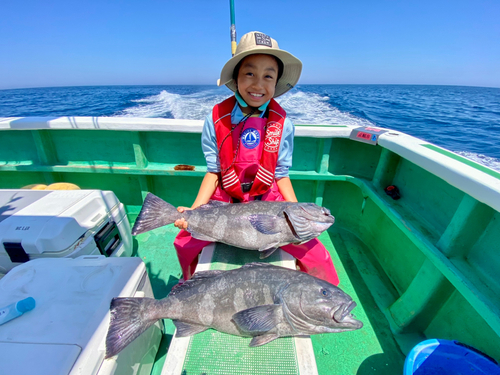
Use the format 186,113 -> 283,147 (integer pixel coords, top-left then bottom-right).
284,204 -> 335,241
281,278 -> 363,334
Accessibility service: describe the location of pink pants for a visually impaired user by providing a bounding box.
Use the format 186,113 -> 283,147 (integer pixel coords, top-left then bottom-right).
174,230 -> 340,286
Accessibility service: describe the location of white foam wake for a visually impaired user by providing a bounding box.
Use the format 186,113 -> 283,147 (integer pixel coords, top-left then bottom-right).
115,89 -> 228,120
277,91 -> 373,127
455,151 -> 500,173
115,88 -> 373,127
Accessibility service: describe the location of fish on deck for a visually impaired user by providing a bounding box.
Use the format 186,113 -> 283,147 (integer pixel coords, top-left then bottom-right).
105,262 -> 363,358
131,193 -> 336,258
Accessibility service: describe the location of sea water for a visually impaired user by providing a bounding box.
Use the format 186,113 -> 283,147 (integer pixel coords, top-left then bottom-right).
0,84 -> 499,171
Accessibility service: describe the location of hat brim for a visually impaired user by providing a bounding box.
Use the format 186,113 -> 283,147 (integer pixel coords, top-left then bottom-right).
218,48 -> 302,98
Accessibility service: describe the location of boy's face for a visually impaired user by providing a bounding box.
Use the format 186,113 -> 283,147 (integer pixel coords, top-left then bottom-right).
236,54 -> 278,109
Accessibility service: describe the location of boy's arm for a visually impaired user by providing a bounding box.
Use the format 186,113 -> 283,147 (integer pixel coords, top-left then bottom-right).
191,172 -> 220,208
276,177 -> 298,202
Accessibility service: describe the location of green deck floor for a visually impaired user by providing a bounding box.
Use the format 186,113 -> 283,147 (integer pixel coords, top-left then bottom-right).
133,225 -> 405,375
177,245 -> 300,375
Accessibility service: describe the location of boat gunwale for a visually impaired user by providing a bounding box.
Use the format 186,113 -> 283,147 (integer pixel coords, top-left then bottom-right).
2,116 -> 499,212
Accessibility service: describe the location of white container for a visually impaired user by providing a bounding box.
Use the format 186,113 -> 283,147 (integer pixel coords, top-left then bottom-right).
0,256 -> 162,375
0,189 -> 133,274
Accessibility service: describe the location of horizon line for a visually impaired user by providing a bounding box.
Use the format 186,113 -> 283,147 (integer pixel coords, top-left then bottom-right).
2,82 -> 500,91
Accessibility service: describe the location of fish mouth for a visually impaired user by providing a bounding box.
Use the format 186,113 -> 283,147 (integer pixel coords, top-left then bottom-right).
332,301 -> 360,326
311,221 -> 334,232
313,214 -> 335,226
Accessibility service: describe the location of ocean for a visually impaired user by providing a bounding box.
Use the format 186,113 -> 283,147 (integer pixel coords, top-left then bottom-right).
1,84 -> 499,171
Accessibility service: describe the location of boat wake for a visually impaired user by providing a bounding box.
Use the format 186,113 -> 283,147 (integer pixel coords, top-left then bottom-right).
455,151 -> 500,173
112,87 -> 500,172
115,89 -> 228,120
115,88 -> 374,129
277,91 -> 374,127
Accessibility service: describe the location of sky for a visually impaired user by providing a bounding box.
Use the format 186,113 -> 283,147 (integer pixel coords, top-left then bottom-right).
1,0 -> 499,90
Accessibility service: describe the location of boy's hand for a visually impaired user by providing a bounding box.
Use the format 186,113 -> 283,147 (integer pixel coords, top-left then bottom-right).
174,206 -> 192,230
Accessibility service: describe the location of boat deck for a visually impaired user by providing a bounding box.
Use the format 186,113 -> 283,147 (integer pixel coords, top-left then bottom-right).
133,225 -> 405,375
3,118 -> 500,372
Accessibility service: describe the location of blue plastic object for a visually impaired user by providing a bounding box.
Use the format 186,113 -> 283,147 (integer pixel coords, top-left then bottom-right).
404,339 -> 500,375
17,297 -> 36,313
0,297 -> 36,326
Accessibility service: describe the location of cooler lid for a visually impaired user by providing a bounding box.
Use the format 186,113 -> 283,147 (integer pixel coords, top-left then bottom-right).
0,190 -> 121,254
0,256 -> 146,374
0,190 -> 52,224
0,342 -> 81,375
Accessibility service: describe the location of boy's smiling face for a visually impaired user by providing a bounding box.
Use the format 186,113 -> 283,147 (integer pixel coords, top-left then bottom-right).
236,54 -> 278,110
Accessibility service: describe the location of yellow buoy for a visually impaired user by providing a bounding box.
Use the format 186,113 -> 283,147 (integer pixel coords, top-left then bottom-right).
21,184 -> 48,190
45,183 -> 81,190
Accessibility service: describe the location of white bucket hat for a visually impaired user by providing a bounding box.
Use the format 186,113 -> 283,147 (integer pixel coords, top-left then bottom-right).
218,31 -> 302,98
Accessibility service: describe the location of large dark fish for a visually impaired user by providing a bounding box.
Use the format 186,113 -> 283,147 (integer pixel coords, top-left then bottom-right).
105,262 -> 362,358
132,193 -> 335,257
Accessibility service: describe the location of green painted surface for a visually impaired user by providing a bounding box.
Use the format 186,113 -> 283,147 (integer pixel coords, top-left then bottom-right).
2,125 -> 500,373
328,138 -> 382,179
425,290 -> 500,362
313,231 -> 405,374
467,211 -> 500,296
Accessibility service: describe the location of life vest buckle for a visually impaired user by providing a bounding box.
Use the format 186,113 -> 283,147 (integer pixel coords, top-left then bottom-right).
241,182 -> 253,193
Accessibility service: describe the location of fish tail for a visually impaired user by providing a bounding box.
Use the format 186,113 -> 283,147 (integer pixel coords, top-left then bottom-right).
131,193 -> 181,235
105,297 -> 162,358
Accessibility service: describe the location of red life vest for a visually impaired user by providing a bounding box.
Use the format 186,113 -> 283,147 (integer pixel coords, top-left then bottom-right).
213,96 -> 286,201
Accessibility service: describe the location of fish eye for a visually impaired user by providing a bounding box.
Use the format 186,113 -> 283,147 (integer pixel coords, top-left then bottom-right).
321,289 -> 329,297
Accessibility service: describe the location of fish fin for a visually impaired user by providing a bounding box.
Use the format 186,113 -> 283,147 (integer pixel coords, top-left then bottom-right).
283,209 -> 316,241
188,229 -> 217,242
249,333 -> 280,347
248,214 -> 282,235
187,228 -> 217,242
105,297 -> 160,358
197,200 -> 230,209
169,270 -> 225,296
232,304 -> 282,335
191,269 -> 225,279
173,321 -> 209,337
241,262 -> 278,269
131,193 -> 180,235
259,247 -> 280,259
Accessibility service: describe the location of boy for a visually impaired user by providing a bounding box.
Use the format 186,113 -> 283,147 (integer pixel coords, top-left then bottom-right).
174,31 -> 339,285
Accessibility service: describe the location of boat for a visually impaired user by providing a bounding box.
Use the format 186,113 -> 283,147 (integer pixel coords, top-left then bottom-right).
1,115 -> 499,374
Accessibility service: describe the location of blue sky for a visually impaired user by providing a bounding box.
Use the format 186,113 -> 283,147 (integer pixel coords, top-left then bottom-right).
1,0 -> 499,90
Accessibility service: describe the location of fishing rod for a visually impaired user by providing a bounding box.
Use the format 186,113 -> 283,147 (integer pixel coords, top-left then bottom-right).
230,0 -> 236,56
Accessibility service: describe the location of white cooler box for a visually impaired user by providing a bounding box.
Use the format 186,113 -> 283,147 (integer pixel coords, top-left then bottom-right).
0,256 -> 163,375
0,189 -> 133,274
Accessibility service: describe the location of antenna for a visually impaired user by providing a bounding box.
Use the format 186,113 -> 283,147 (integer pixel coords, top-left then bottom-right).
230,0 -> 236,56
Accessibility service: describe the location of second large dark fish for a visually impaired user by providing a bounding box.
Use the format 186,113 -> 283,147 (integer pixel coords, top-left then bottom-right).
105,262 -> 363,358
132,193 -> 335,257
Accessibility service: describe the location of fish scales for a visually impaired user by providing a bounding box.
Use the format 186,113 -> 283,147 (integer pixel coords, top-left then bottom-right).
131,193 -> 336,256
105,263 -> 363,358
164,267 -> 280,335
